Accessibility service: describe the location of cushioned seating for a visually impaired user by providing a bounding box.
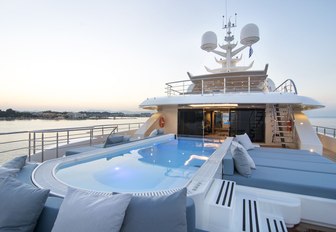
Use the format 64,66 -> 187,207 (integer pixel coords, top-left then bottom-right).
249,147 -> 333,164
65,134 -> 131,156
16,163 -> 39,185
223,146 -> 336,199
224,166 -> 336,199
33,195 -> 204,232
252,156 -> 336,174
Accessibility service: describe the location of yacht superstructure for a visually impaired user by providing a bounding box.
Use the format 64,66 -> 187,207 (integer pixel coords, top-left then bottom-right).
139,15 -> 323,154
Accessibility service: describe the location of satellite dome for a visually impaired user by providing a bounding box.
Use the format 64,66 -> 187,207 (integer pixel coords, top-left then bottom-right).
201,31 -> 217,52
240,23 -> 260,46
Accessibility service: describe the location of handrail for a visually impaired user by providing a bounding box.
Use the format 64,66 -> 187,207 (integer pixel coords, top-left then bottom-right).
0,122 -> 144,163
313,125 -> 336,138
273,79 -> 298,94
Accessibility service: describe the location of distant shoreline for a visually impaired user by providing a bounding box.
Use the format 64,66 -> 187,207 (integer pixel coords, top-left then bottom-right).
0,109 -> 152,121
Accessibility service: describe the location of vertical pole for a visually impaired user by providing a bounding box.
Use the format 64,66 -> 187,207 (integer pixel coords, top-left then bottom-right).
223,78 -> 226,93
67,131 -> 70,144
56,132 -> 59,158
90,129 -> 93,146
33,132 -> 36,154
28,132 -> 31,162
183,81 -> 185,96
201,80 -> 204,95
248,76 -> 250,92
41,133 -> 44,162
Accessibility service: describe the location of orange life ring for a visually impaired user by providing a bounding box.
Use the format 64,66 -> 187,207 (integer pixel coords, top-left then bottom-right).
159,117 -> 165,128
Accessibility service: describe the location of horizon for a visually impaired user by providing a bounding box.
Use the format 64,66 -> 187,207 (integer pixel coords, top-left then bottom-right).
1,0 -> 336,117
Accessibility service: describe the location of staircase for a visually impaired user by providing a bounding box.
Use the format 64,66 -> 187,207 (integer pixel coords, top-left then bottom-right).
272,105 -> 295,148
203,179 -> 298,232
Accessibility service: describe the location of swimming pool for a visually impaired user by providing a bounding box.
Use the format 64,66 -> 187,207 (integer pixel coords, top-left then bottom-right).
55,137 -> 220,193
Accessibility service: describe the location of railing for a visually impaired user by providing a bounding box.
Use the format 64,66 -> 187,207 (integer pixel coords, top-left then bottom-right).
273,79 -> 298,94
0,122 -> 144,163
313,125 -> 336,138
165,76 -> 264,96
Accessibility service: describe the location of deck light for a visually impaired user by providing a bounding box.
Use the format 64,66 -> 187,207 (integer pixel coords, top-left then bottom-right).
189,104 -> 238,108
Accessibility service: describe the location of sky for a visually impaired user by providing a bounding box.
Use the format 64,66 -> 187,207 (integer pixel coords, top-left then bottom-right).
0,0 -> 335,116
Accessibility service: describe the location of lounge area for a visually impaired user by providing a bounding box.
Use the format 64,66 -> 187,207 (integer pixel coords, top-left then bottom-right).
0,155 -> 204,232
223,134 -> 336,199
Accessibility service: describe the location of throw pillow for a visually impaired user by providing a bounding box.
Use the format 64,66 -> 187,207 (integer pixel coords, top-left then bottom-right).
232,143 -> 252,177
121,188 -> 187,232
235,133 -> 255,150
0,167 -> 19,179
231,141 -> 256,169
51,188 -> 132,232
0,177 -> 49,232
2,155 -> 27,170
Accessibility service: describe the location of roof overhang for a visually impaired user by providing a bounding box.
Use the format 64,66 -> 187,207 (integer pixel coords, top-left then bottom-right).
140,92 -> 324,111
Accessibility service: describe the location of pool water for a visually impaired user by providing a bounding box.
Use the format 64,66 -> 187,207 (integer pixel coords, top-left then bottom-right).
55,137 -> 220,193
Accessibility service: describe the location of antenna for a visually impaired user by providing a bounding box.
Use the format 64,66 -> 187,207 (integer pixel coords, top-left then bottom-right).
234,13 -> 237,27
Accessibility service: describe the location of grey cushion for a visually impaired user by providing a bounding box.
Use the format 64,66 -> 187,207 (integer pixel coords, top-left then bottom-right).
104,135 -> 124,147
0,177 -> 49,232
121,188 -> 187,232
223,149 -> 234,176
34,197 -> 63,232
51,188 -> 132,232
231,141 -> 256,169
2,155 -> 27,170
232,144 -> 251,177
16,163 -> 39,185
0,167 -> 19,179
235,133 -> 255,150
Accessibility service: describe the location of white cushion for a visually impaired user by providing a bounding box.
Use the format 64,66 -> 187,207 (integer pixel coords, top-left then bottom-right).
51,188 -> 132,232
235,133 -> 255,150
231,141 -> 256,169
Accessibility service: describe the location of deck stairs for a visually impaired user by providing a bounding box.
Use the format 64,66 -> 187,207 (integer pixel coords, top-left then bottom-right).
272,104 -> 296,148
203,179 -> 295,232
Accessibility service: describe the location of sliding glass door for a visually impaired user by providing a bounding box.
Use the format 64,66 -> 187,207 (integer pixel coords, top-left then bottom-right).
178,109 -> 204,136
229,109 -> 265,142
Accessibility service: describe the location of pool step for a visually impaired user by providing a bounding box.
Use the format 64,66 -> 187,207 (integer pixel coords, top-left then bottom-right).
213,180 -> 235,208
264,216 -> 288,232
241,198 -> 261,232
205,179 -> 236,231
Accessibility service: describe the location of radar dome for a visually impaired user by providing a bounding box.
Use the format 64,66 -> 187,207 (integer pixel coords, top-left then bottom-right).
240,23 -> 260,46
201,31 -> 217,52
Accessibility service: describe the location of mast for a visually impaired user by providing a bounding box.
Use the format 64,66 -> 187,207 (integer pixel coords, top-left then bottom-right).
201,14 -> 260,74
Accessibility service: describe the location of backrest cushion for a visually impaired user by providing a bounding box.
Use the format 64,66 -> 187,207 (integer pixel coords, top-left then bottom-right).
121,188 -> 187,232
51,188 -> 132,232
2,155 -> 27,170
231,143 -> 252,177
104,134 -> 124,147
0,177 -> 49,232
231,141 -> 256,169
235,133 -> 255,150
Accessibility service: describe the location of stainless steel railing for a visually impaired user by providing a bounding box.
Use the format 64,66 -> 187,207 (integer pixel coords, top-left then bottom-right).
273,79 -> 298,94
0,122 -> 144,163
313,125 -> 336,138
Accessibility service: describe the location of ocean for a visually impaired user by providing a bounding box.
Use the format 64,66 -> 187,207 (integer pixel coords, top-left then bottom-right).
0,117 -> 335,164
